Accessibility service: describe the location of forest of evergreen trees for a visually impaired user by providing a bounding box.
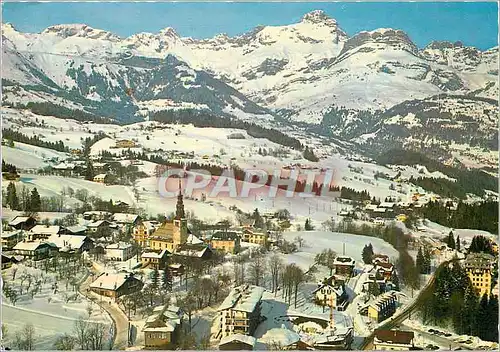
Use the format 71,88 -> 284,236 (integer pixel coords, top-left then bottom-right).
150,109 -> 303,150
422,200 -> 498,234
329,186 -> 371,202
378,149 -> 497,197
3,128 -> 69,153
2,160 -> 18,175
13,102 -> 113,124
420,259 -> 498,342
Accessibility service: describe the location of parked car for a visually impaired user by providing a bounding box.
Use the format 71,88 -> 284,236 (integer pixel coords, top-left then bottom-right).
444,333 -> 452,337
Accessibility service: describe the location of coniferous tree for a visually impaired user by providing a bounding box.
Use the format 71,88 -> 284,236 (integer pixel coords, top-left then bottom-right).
416,247 -> 425,274
6,182 -> 19,210
304,218 -> 314,231
151,269 -> 159,291
486,294 -> 499,341
362,243 -> 374,264
451,290 -> 464,333
461,281 -> 478,335
85,159 -> 95,181
162,267 -> 173,292
447,231 -> 456,249
423,247 -> 432,274
469,235 -> 494,255
252,208 -> 264,229
475,294 -> 490,340
29,188 -> 41,212
456,235 -> 461,251
391,271 -> 400,291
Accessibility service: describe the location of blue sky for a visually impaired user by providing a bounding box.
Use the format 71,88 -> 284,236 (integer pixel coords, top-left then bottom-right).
3,2 -> 498,49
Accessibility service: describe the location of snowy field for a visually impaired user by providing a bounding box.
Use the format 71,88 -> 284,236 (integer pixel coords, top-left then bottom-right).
280,230 -> 398,271
2,263 -> 112,349
414,220 -> 497,241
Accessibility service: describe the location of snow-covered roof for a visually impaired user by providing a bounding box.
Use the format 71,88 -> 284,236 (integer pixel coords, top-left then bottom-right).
141,249 -> 170,259
142,321 -> 176,333
142,221 -> 161,231
106,242 -> 132,250
260,326 -> 300,347
94,173 -> 108,179
90,272 -> 140,291
373,208 -> 387,213
211,231 -> 240,241
1,230 -> 21,239
84,211 -> 111,216
29,225 -> 60,235
47,234 -> 92,250
14,241 -> 55,251
186,233 -> 203,244
175,243 -> 210,257
379,202 -> 396,208
87,220 -> 110,228
334,256 -> 355,266
93,162 -> 108,167
369,291 -> 397,310
220,333 -> 256,347
8,216 -> 33,226
65,225 -> 87,234
112,213 -> 139,224
218,284 -> 265,313
53,162 -> 76,170
312,283 -> 344,297
365,204 -> 378,211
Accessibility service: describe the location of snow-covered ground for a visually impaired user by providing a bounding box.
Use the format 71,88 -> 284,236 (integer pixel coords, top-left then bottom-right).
2,142 -> 68,169
2,263 -> 113,349
413,219 -> 497,244
280,230 -> 398,271
404,318 -> 499,350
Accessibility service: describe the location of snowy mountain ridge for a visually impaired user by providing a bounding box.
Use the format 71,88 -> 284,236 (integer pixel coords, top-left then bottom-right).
1,11 -> 498,163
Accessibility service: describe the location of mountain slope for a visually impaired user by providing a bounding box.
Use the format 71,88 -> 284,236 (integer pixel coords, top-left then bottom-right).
1,11 -> 498,164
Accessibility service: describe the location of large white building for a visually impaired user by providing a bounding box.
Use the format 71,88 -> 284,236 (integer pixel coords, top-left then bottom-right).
215,285 -> 265,339
105,242 -> 134,261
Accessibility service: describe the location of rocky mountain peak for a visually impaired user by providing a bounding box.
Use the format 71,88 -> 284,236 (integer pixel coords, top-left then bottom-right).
42,24 -> 121,41
159,27 -> 180,39
425,40 -> 465,50
2,22 -> 18,33
301,10 -> 338,26
339,28 -> 418,58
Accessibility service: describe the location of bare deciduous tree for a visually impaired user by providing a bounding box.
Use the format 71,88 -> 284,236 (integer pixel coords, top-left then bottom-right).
294,236 -> 305,248
269,254 -> 284,295
73,317 -> 89,350
13,323 -> 35,350
53,333 -> 76,350
248,255 -> 267,287
87,322 -> 107,350
11,267 -> 18,281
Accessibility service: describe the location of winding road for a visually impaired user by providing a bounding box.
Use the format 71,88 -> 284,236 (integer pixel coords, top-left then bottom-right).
78,266 -> 130,350
360,258 -> 470,350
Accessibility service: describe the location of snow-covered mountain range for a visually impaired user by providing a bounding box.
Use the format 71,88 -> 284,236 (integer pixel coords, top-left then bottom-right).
1,10 -> 498,160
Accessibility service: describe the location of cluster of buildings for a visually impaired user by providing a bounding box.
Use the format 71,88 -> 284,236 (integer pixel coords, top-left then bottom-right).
132,192 -> 269,259
311,255 -> 356,312
214,284 -> 354,351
